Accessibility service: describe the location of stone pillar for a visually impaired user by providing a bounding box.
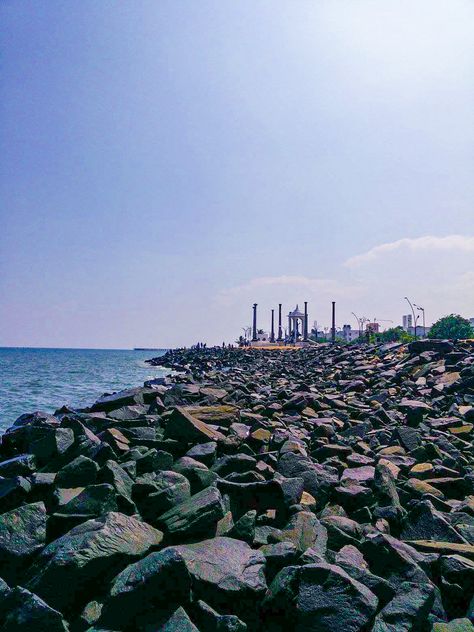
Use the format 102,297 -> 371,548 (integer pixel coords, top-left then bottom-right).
270,309 -> 275,342
252,303 -> 258,341
304,302 -> 308,341
277,304 -> 283,340
331,301 -> 336,344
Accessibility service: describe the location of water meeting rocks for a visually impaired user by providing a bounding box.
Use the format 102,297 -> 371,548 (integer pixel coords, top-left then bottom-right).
0,340 -> 473,629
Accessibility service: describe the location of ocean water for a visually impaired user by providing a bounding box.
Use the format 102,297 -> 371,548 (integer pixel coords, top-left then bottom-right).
0,347 -> 168,433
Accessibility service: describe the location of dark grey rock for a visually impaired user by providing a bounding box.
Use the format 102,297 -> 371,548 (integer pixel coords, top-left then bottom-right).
173,456 -> 218,494
185,441 -> 217,466
155,606 -> 199,631
54,483 -> 117,518
261,562 -> 378,632
173,537 -> 267,624
56,455 -> 99,487
134,470 -> 191,522
192,599 -> 247,632
371,581 -> 435,631
157,485 -> 225,541
164,407 -> 225,443
228,510 -> 256,544
26,512 -> 163,614
98,459 -> 134,500
0,454 -> 36,477
0,476 -> 31,512
401,500 -> 467,544
260,542 -> 299,583
0,501 -> 46,584
0,586 -> 69,632
101,547 -> 191,630
277,452 -> 338,509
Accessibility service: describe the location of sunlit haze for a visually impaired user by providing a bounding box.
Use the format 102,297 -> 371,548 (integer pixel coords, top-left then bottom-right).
1,1 -> 473,347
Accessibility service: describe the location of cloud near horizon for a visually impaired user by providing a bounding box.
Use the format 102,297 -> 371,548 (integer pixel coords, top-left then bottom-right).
216,234 -> 474,333
344,235 -> 474,267
217,275 -> 367,306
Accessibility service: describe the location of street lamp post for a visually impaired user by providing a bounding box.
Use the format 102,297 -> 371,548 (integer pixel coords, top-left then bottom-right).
404,297 -> 419,339
414,304 -> 425,337
359,316 -> 369,340
351,312 -> 362,340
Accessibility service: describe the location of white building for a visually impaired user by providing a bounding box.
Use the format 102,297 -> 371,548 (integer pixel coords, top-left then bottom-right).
342,324 -> 361,341
402,314 -> 412,331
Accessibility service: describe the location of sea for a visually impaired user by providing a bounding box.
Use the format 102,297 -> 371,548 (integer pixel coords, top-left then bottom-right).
0,347 -> 168,433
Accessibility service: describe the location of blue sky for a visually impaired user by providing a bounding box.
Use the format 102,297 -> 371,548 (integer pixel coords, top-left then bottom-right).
1,1 -> 473,347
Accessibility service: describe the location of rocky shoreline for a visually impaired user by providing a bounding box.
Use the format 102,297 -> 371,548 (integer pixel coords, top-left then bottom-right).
0,340 -> 474,630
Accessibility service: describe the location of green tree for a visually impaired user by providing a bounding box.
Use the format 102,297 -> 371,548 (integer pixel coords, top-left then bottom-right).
428,314 -> 474,340
378,326 -> 414,343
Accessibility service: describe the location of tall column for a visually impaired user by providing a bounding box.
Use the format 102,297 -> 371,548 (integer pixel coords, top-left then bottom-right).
331,301 -> 336,344
252,303 -> 258,341
304,301 -> 308,341
277,304 -> 283,340
270,309 -> 275,342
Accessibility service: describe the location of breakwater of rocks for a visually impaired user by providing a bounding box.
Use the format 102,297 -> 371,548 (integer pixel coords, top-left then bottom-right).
0,339 -> 473,631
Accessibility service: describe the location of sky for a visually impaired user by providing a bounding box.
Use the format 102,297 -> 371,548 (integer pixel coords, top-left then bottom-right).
1,0 -> 473,348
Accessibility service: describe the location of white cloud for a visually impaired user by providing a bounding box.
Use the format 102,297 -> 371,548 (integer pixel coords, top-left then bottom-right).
344,235 -> 474,267
213,235 -> 474,338
217,275 -> 365,305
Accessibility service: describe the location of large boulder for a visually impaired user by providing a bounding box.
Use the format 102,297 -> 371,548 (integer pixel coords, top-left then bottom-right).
0,586 -> 69,632
164,407 -> 226,444
400,500 -> 467,544
90,386 -> 158,412
104,530 -> 264,628
277,452 -> 338,508
98,459 -> 134,500
155,606 -> 199,631
53,483 -> 117,518
0,501 -> 46,584
216,477 -> 304,517
100,547 -> 191,630
180,405 -> 239,427
173,537 -> 267,624
371,581 -> 435,631
26,512 -> 163,614
360,532 -> 434,591
56,455 -> 99,487
0,454 -> 36,478
261,562 -> 378,631
408,340 -> 453,355
272,511 -> 327,554
26,427 -> 75,464
1,412 -> 60,456
191,599 -> 248,631
157,485 -> 225,541
0,476 -> 31,512
133,471 -> 191,522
